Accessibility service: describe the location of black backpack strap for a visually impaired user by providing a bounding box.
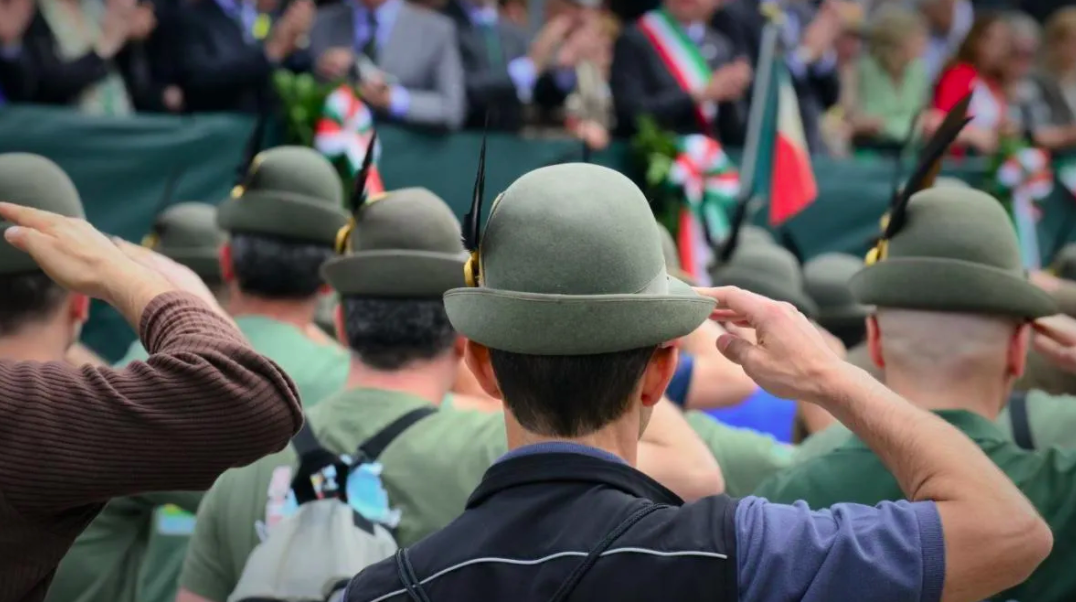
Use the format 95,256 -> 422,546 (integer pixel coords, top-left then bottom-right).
1009,390 -> 1035,451
547,503 -> 667,602
395,548 -> 433,602
356,407 -> 437,462
291,418 -> 351,505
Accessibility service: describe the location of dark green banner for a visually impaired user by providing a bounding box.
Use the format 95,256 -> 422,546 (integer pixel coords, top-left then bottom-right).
2,105 -> 1074,360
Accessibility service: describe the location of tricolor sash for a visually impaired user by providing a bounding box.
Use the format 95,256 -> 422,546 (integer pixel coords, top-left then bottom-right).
637,9 -> 715,130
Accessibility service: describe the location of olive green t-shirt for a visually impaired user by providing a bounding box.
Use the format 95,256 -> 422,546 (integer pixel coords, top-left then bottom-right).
755,410 -> 1076,602
794,389 -> 1076,464
684,410 -> 797,496
179,388 -> 506,602
48,316 -> 350,602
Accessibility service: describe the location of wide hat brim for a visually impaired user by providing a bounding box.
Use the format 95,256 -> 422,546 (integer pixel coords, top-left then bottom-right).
217,190 -> 348,245
321,250 -> 466,298
850,258 -> 1057,318
156,247 -> 222,284
444,276 -> 715,355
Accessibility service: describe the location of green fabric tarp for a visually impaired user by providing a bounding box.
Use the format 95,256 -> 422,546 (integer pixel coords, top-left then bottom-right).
2,105 -> 1075,360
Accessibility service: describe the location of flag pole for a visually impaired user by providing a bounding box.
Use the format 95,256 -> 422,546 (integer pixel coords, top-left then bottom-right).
719,16 -> 781,262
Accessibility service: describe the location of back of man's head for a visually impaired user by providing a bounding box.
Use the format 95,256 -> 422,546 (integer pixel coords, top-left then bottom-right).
321,187 -> 469,373
0,154 -> 86,344
443,164 -> 715,440
874,309 -> 1020,379
217,146 -> 348,301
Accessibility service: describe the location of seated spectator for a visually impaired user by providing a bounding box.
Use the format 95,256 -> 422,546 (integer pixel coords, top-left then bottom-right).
610,0 -> 752,144
916,0 -> 974,83
0,0 -> 179,113
176,0 -> 314,113
846,7 -> 929,147
1026,7 -> 1076,151
1004,11 -> 1043,138
563,10 -> 617,150
310,0 -> 466,130
440,0 -> 578,131
931,13 -> 1014,155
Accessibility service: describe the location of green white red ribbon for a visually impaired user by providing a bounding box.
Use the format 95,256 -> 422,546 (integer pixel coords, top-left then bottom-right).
666,134 -> 740,283
637,9 -> 715,130
996,145 -> 1051,270
315,84 -> 384,193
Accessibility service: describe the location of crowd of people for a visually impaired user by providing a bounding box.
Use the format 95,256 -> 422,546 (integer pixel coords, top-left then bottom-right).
0,0 -> 1074,156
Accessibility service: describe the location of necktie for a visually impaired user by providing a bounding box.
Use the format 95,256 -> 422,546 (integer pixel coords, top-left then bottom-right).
478,21 -> 502,69
363,10 -> 379,62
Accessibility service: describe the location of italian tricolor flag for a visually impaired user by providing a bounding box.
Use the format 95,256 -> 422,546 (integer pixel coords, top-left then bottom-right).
752,58 -> 817,225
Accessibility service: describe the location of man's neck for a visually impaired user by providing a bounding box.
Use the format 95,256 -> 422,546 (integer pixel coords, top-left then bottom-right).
0,325 -> 71,363
884,369 -> 1009,420
226,292 -> 318,330
504,415 -> 640,466
345,355 -> 454,406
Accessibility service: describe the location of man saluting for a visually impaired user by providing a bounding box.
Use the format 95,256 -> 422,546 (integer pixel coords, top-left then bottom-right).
0,153 -> 302,602
345,163 -> 1050,602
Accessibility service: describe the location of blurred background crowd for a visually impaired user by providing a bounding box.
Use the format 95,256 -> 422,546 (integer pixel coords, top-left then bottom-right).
0,0 -> 1073,157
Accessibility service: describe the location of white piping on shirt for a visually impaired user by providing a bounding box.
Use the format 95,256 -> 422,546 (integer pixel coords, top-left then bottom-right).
363,548 -> 729,602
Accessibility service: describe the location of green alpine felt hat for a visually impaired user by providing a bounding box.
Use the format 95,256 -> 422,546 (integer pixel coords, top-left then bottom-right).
932,176 -> 970,188
657,223 -> 695,285
740,224 -> 776,247
443,164 -> 715,356
850,188 -> 1057,317
1051,243 -> 1076,282
321,187 -> 467,298
0,153 -> 85,275
217,146 -> 348,245
804,253 -> 871,330
143,202 -> 225,284
711,245 -> 819,317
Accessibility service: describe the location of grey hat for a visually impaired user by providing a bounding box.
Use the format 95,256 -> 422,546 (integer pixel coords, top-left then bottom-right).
0,153 -> 85,275
712,245 -> 818,317
804,253 -> 871,331
321,187 -> 467,298
143,202 -> 225,283
444,164 -> 715,356
1052,243 -> 1076,282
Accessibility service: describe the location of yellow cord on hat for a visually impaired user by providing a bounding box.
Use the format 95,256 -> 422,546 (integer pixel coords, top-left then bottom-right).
464,252 -> 480,287
333,191 -> 392,255
141,233 -> 159,249
865,213 -> 891,266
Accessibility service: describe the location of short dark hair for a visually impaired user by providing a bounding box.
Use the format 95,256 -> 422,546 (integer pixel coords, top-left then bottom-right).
341,297 -> 456,370
0,271 -> 69,336
229,233 -> 334,299
488,346 -> 657,437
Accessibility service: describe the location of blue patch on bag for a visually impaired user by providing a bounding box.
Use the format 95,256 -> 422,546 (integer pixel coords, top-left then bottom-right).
156,504 -> 197,536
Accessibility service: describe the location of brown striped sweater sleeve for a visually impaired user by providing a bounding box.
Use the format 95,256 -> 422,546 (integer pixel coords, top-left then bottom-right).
0,291 -> 302,515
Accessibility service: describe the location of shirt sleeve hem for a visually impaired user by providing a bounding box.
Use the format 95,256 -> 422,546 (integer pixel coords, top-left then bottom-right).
913,501 -> 946,602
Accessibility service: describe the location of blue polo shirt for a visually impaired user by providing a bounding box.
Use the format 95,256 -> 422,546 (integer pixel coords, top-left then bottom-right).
499,442 -> 945,601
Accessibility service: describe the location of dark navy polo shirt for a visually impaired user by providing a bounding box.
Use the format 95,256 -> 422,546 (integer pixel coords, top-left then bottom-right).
346,442 -> 945,602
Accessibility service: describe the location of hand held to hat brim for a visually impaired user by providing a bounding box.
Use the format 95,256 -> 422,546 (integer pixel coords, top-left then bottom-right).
702,286 -> 1055,601
0,202 -> 175,330
1032,315 -> 1076,375
112,239 -> 234,326
697,286 -> 846,404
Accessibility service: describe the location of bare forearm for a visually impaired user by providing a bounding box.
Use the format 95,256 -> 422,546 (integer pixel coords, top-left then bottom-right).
638,398 -> 724,499
813,366 -> 1050,601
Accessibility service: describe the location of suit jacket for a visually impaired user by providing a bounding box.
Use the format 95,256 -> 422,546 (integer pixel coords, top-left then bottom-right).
11,8 -> 167,111
720,0 -> 839,152
443,0 -> 527,130
311,1 -> 466,130
610,22 -> 748,144
175,0 -> 310,114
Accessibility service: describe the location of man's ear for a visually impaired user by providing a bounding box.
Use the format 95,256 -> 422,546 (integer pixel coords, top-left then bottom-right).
219,243 -> 235,283
70,293 -> 91,324
640,345 -> 678,408
333,303 -> 347,345
318,283 -> 332,295
866,315 -> 885,369
453,335 -> 467,359
464,340 -> 503,401
1010,322 -> 1031,378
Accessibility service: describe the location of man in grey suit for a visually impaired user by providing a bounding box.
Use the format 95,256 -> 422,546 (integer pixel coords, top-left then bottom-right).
440,0 -> 580,130
311,0 -> 466,130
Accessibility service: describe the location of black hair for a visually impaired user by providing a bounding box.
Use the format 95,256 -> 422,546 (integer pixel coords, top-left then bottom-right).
229,233 -> 334,299
488,346 -> 657,437
341,297 -> 456,370
0,271 -> 69,336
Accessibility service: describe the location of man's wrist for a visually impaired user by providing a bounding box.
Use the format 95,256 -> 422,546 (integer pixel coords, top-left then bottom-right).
106,266 -> 177,331
800,360 -> 864,409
